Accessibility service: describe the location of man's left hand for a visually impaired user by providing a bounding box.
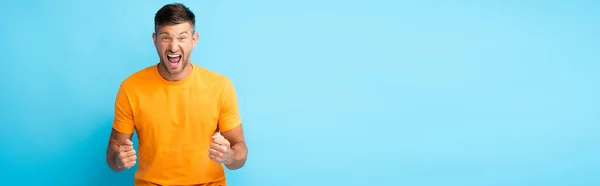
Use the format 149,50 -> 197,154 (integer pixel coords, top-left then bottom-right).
209,132 -> 233,164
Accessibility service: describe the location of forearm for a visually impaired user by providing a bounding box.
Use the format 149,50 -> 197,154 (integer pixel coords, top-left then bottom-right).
225,141 -> 248,170
106,142 -> 126,172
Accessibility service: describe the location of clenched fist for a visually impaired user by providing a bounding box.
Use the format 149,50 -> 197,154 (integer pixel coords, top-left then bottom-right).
209,132 -> 233,164
116,139 -> 137,169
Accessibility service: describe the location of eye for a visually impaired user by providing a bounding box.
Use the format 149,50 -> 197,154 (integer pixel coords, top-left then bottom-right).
161,37 -> 171,41
178,37 -> 187,41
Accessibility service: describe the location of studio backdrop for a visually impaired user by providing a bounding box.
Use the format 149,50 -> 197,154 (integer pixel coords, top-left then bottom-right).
0,0 -> 598,185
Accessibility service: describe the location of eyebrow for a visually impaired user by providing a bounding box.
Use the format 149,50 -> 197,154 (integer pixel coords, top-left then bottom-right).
158,31 -> 190,35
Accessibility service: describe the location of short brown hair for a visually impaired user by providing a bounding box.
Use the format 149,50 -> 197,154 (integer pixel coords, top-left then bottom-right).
154,3 -> 196,33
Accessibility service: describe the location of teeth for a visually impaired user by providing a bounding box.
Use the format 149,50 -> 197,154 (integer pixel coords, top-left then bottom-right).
168,54 -> 180,58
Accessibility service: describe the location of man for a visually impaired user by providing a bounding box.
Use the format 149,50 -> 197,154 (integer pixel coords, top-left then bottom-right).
105,3 -> 248,186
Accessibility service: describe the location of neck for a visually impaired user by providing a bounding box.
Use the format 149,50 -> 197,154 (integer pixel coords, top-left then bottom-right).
157,62 -> 193,82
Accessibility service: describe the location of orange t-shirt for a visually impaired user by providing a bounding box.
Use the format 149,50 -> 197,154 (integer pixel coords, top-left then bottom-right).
112,63 -> 242,186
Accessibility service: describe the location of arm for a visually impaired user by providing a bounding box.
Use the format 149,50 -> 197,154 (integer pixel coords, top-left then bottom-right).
217,78 -> 248,170
106,129 -> 133,172
221,125 -> 247,170
106,84 -> 136,172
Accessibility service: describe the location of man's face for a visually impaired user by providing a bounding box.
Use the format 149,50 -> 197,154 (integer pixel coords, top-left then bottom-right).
153,22 -> 198,76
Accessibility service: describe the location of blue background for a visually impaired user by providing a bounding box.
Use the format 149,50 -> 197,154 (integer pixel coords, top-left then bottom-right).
1,0 -> 599,185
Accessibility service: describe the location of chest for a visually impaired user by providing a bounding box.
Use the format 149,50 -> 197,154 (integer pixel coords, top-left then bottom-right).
131,85 -> 221,140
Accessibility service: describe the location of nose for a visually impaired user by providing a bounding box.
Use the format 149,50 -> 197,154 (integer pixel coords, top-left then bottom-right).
168,42 -> 179,53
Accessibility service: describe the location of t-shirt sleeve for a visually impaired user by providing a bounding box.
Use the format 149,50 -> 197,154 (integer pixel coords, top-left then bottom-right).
112,84 -> 135,134
218,77 -> 242,132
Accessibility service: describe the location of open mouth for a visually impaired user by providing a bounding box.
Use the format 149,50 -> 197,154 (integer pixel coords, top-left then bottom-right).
167,54 -> 181,68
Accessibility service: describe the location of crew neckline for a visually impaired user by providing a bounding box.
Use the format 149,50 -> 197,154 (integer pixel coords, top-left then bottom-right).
154,63 -> 197,86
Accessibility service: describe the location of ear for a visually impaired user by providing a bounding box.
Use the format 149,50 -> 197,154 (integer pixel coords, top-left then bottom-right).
152,33 -> 157,45
192,32 -> 199,48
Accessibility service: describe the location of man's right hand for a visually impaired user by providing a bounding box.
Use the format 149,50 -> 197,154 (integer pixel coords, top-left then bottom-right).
116,139 -> 137,169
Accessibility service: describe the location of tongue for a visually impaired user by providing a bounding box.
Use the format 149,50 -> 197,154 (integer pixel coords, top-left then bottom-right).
168,57 -> 181,63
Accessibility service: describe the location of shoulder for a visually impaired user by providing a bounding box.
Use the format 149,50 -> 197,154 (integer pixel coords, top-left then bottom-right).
195,65 -> 235,87
120,65 -> 157,89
